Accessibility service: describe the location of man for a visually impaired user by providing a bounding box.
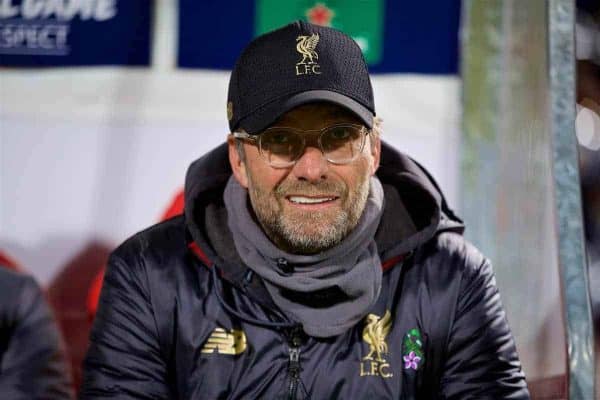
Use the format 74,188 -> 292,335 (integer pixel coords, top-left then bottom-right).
81,21 -> 529,399
0,266 -> 73,399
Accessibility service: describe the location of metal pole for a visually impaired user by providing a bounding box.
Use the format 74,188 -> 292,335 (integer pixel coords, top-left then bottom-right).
548,1 -> 596,398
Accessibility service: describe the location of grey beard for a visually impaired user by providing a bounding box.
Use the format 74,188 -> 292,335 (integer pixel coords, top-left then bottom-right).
260,202 -> 350,254
249,176 -> 371,254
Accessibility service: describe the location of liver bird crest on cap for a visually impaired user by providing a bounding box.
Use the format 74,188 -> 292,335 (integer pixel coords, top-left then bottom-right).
296,34 -> 320,65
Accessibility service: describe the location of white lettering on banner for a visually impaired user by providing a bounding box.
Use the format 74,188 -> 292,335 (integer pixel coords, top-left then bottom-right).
0,0 -> 18,18
0,22 -> 70,55
0,0 -> 117,21
42,0 -> 63,19
22,0 -> 45,19
94,0 -> 115,20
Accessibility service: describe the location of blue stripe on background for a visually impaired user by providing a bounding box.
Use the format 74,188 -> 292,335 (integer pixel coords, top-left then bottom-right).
0,0 -> 153,67
370,0 -> 460,74
178,0 -> 256,70
178,0 -> 460,74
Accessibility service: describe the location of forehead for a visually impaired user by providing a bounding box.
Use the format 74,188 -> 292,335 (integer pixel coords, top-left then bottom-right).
272,102 -> 363,129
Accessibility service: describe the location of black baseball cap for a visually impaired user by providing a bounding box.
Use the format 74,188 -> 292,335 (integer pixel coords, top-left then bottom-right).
227,20 -> 375,134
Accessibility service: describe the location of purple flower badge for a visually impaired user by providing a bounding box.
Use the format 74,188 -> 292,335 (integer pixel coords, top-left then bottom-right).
403,351 -> 421,370
402,328 -> 424,371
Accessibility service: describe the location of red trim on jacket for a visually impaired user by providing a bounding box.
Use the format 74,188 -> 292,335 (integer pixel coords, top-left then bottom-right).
186,241 -> 406,273
381,254 -> 407,272
188,242 -> 213,267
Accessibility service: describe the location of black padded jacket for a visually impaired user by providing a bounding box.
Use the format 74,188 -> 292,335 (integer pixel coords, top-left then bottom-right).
80,142 -> 530,399
0,267 -> 73,399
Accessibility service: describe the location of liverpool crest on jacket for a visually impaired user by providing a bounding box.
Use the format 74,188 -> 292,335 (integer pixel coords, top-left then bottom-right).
360,310 -> 393,378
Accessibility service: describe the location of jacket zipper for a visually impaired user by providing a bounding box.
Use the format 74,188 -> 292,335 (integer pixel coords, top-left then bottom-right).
287,346 -> 300,399
287,330 -> 302,400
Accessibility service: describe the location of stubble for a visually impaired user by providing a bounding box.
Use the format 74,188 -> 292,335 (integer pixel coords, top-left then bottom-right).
247,172 -> 371,254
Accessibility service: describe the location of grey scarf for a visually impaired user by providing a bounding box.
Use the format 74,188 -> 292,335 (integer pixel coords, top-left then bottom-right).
224,176 -> 384,337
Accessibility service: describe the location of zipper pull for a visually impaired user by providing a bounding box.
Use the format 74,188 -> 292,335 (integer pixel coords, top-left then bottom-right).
289,347 -> 300,370
288,329 -> 302,375
286,328 -> 304,399
287,346 -> 301,399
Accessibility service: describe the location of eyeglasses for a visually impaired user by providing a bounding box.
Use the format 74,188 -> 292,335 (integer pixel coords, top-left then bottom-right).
233,124 -> 369,168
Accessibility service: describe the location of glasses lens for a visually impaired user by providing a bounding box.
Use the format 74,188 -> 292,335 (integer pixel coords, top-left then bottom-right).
321,125 -> 365,163
260,129 -> 303,167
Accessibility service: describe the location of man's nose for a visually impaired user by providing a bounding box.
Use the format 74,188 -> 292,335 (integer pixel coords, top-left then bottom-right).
291,146 -> 329,182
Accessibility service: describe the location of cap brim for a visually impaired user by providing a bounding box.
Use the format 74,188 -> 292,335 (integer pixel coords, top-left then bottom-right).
237,90 -> 374,134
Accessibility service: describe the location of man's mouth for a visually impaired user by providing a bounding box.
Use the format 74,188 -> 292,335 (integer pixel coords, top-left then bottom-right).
287,195 -> 338,205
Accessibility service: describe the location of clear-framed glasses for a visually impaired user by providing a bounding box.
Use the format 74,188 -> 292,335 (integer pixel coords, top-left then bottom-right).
233,124 -> 369,168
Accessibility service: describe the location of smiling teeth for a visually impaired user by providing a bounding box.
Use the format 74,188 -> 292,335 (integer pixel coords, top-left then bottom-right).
289,196 -> 335,204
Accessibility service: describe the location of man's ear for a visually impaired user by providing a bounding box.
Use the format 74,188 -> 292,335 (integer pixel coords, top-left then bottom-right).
228,135 -> 249,188
369,134 -> 381,176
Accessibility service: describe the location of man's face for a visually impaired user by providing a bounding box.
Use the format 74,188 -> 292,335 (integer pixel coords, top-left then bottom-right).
228,103 -> 381,254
